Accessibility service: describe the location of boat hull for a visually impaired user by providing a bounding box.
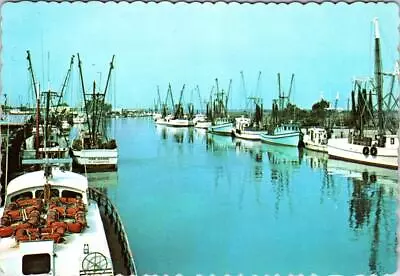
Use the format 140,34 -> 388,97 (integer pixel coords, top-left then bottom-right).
156,119 -> 194,127
233,129 -> 265,141
304,142 -> 327,153
71,149 -> 118,172
194,121 -> 212,129
260,132 -> 300,147
327,138 -> 398,170
207,122 -> 233,136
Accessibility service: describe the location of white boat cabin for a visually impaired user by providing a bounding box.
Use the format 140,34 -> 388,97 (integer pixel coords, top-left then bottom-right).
0,167 -> 114,276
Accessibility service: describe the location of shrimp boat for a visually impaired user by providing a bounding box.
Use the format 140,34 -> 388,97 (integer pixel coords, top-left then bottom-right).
327,18 -> 399,170
302,127 -> 328,152
260,74 -> 301,147
232,72 -> 267,140
0,161 -> 136,275
70,54 -> 118,172
207,79 -> 234,136
155,84 -> 194,127
21,51 -> 73,172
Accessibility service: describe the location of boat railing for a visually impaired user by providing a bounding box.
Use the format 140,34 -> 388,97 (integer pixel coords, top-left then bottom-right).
349,135 -> 373,147
87,187 -> 137,276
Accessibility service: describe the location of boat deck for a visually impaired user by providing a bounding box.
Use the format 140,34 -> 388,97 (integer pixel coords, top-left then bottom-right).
0,201 -> 114,275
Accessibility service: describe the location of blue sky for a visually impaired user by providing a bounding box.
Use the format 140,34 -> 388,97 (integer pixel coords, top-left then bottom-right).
1,2 -> 398,110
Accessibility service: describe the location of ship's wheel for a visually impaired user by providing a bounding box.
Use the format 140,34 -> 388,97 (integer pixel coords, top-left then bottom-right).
81,252 -> 108,273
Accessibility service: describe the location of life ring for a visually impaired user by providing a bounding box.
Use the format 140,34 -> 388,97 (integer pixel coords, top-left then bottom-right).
370,146 -> 378,156
362,146 -> 369,155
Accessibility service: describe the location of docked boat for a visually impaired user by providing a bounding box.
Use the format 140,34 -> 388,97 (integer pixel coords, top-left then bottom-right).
302,127 -> 328,152
260,73 -> 301,147
0,163 -> 137,275
233,116 -> 267,141
207,79 -> 234,136
70,54 -> 118,172
327,18 -> 399,170
260,122 -> 301,147
193,113 -> 212,129
232,73 -> 267,140
21,51 -> 73,172
155,84 -> 194,127
207,120 -> 234,136
21,126 -> 72,172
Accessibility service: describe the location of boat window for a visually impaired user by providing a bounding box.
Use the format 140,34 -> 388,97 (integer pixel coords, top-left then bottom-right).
391,138 -> 395,145
61,190 -> 82,199
22,253 -> 51,275
284,126 -> 287,131
10,191 -> 33,202
35,189 -> 59,198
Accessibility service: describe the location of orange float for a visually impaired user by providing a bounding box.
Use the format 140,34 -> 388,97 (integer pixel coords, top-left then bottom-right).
14,223 -> 32,230
67,222 -> 82,233
0,226 -> 14,238
51,206 -> 66,216
51,221 -> 67,230
41,233 -> 61,243
6,210 -> 21,222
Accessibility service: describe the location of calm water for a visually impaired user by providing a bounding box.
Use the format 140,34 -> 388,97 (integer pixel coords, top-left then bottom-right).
87,118 -> 398,275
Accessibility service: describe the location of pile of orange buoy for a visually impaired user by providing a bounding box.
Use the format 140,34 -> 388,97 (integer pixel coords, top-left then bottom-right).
0,197 -> 87,243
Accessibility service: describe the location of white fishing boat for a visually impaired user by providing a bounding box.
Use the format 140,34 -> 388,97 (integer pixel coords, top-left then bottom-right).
21,127 -> 72,172
155,84 -> 194,127
207,120 -> 233,136
21,52 -> 73,172
302,127 -> 328,152
328,135 -> 398,170
260,122 -> 301,147
206,79 -> 234,136
193,114 -> 212,129
260,73 -> 300,147
0,164 -> 137,275
70,130 -> 118,172
232,116 -> 267,141
70,54 -> 119,172
327,18 -> 399,170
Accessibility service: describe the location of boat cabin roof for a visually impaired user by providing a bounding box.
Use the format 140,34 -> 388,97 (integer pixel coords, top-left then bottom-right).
6,168 -> 88,200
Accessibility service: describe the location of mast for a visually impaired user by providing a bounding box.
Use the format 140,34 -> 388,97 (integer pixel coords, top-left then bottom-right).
77,53 -> 92,141
56,55 -> 74,109
225,79 -> 232,117
26,50 -> 41,158
373,18 -> 384,136
277,73 -> 282,110
92,81 -> 97,145
95,55 -> 115,139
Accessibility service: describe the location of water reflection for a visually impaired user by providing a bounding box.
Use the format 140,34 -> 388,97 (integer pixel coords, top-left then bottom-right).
206,134 -> 236,152
326,158 -> 397,274
263,145 -> 301,216
302,150 -> 338,204
156,125 -> 205,144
